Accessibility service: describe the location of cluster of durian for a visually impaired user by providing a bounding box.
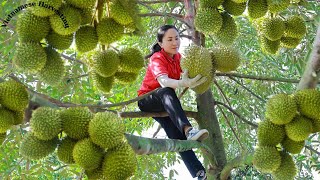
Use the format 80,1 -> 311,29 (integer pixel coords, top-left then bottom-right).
254,15 -> 306,54
253,89 -> 320,179
91,47 -> 144,93
0,80 -> 29,144
181,45 -> 242,94
13,0 -> 142,86
19,107 -> 137,180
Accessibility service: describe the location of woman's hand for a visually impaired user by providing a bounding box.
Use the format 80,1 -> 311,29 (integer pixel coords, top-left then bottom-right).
179,70 -> 207,88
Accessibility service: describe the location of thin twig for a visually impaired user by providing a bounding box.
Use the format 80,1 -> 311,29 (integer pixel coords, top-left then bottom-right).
305,145 -> 320,156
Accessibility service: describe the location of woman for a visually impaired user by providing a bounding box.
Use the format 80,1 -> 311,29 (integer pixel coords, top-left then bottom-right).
137,25 -> 209,180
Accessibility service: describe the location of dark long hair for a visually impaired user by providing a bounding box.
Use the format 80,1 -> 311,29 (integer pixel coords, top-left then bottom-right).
145,25 -> 179,59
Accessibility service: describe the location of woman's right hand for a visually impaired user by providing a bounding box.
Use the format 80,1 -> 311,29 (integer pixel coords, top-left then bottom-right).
179,70 -> 207,88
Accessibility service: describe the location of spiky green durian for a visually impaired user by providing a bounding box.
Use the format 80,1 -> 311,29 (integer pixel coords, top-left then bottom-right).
16,11 -> 50,42
231,0 -> 247,3
57,136 -> 77,164
97,18 -> 124,45
13,42 -> 47,73
38,47 -> 65,86
293,89 -> 320,119
281,136 -> 304,154
284,15 -> 306,39
247,0 -> 268,19
49,5 -> 81,35
89,112 -> 125,149
80,8 -> 94,25
222,0 -> 246,16
119,47 -> 144,73
73,138 -> 104,170
272,152 -> 297,180
93,50 -> 120,77
265,94 -> 297,125
64,0 -> 96,9
199,0 -> 224,8
194,8 -> 223,35
0,107 -> 14,133
210,45 -> 241,72
27,0 -> 62,17
85,168 -> 105,180
0,133 -> 6,144
20,133 -> 58,160
45,30 -> 73,50
260,35 -> 280,54
0,80 -> 29,112
310,118 -> 320,133
60,107 -> 93,140
285,115 -> 312,141
109,0 -> 133,25
253,146 -> 281,173
102,142 -> 137,180
114,72 -> 139,84
280,36 -> 301,48
75,25 -> 98,52
267,0 -> 290,13
262,17 -> 285,41
257,120 -> 285,146
181,45 -> 213,94
12,110 -> 24,125
91,72 -> 114,93
30,107 -> 62,140
214,12 -> 238,45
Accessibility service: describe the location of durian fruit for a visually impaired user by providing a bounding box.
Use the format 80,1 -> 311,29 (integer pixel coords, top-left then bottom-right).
45,30 -> 73,50
265,94 -> 297,125
96,18 -> 124,45
64,0 -> 96,9
267,0 -> 290,13
260,36 -> 280,54
27,0 -> 62,17
13,42 -> 47,73
20,133 -> 58,160
73,138 -> 104,170
75,25 -> 98,52
49,5 -> 81,35
257,120 -> 285,146
38,47 -> 65,86
12,110 -> 24,125
199,0 -> 224,8
281,136 -> 304,154
85,168 -> 105,180
247,0 -> 268,19
194,8 -> 223,35
293,89 -> 320,120
262,17 -> 285,41
109,0 -> 133,25
310,118 -> 320,133
272,152 -> 297,180
285,115 -> 312,142
60,107 -> 93,140
102,142 -> 137,180
181,45 -> 213,94
57,136 -> 77,164
114,72 -> 139,84
91,72 -> 115,93
119,47 -> 144,73
0,80 -> 29,112
231,0 -> 247,3
88,112 -> 125,149
253,146 -> 281,173
0,133 -> 6,144
210,45 -> 241,72
80,8 -> 94,25
214,12 -> 238,46
284,15 -> 306,39
16,11 -> 50,42
93,50 -> 120,77
30,107 -> 62,140
0,107 -> 15,133
222,0 -> 246,16
280,36 -> 301,48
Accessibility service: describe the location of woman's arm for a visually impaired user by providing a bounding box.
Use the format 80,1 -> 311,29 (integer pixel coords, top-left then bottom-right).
157,71 -> 207,88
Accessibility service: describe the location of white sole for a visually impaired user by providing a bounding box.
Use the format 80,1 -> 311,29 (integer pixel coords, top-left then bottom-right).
189,129 -> 209,142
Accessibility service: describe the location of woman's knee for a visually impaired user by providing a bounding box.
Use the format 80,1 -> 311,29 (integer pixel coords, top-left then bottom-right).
156,87 -> 176,97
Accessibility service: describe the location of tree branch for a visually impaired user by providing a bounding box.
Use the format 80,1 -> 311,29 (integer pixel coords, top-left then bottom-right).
305,145 -> 320,156
60,53 -> 85,64
119,110 -> 198,119
220,152 -> 253,180
138,0 -> 184,4
0,18 -> 15,30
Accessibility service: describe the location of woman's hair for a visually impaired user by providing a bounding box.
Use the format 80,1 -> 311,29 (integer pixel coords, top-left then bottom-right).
145,25 -> 179,59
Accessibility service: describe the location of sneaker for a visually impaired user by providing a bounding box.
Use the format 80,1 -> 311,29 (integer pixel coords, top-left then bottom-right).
196,170 -> 207,180
186,128 -> 209,142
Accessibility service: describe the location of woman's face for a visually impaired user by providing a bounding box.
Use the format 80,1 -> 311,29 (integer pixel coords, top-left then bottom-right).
159,28 -> 180,57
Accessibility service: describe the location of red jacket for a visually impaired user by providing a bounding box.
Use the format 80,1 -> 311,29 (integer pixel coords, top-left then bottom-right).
138,49 -> 182,96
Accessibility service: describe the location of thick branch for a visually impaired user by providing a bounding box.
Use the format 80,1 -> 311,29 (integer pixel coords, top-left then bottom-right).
138,0 -> 184,4
297,25 -> 320,90
220,152 -> 253,180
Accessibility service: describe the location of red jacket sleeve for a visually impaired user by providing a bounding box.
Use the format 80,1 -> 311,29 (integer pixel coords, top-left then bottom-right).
149,55 -> 169,79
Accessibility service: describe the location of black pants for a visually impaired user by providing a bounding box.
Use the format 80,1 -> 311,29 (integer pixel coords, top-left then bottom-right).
138,87 -> 205,177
